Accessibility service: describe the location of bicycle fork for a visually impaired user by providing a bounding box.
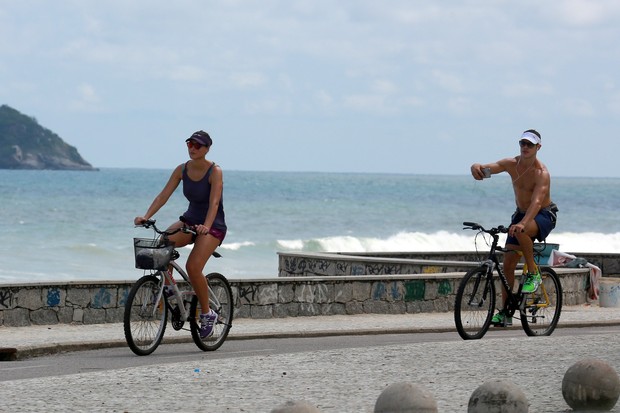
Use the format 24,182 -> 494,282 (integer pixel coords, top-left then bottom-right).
467,261 -> 494,308
157,271 -> 194,330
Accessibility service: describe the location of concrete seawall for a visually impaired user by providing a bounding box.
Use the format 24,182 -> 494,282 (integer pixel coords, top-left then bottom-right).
0,267 -> 591,327
277,251 -> 620,277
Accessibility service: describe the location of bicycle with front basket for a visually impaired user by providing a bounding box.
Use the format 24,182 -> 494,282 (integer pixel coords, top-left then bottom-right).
454,221 -> 563,340
124,219 -> 233,355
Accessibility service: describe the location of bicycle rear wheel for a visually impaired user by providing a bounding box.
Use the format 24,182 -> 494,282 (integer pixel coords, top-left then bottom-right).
190,272 -> 234,351
454,267 -> 495,340
520,267 -> 562,336
123,274 -> 168,356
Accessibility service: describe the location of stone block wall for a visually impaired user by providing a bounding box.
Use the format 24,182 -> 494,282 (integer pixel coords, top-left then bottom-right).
235,269 -> 589,319
0,268 -> 589,327
0,282 -> 131,327
278,251 -> 620,278
232,276 -> 457,319
278,252 -> 481,278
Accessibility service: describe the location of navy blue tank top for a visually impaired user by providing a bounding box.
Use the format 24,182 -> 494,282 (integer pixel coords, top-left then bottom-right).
182,162 -> 227,231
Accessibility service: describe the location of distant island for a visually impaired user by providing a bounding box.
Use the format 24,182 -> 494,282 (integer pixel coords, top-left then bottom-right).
0,105 -> 96,170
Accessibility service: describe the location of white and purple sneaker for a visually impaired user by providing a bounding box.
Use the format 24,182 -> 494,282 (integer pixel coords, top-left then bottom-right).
199,310 -> 218,338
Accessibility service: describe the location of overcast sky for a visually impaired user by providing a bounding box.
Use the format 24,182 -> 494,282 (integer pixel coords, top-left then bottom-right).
1,1 -> 619,177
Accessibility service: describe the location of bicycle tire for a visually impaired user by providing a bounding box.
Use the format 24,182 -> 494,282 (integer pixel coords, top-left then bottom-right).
123,274 -> 168,356
454,266 -> 495,340
520,266 -> 562,336
190,272 -> 234,351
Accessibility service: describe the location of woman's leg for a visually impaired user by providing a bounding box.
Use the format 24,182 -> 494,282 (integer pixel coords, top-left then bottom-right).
165,221 -> 192,286
186,233 -> 220,314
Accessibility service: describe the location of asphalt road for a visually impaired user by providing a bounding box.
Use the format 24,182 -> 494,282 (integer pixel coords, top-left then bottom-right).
2,325 -> 620,412
2,325 -> 617,382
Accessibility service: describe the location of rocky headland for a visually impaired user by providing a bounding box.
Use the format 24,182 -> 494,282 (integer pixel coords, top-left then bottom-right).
0,105 -> 96,170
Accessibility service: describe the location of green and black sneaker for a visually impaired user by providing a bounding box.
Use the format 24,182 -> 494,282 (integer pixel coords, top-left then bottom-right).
491,310 -> 512,327
522,271 -> 543,294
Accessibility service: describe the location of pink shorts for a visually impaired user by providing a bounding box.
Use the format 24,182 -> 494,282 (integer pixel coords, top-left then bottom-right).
191,227 -> 226,245
207,227 -> 226,244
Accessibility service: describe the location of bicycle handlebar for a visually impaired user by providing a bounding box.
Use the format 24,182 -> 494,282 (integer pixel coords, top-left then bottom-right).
137,219 -> 197,236
462,221 -> 508,235
463,221 -> 550,257
135,219 -> 223,259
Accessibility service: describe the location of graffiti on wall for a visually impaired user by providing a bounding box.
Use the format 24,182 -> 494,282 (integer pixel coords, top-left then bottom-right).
307,259 -> 331,274
93,288 -> 112,309
0,289 -> 13,309
47,288 -> 61,307
238,284 -> 259,304
404,280 -> 425,301
365,264 -> 401,275
438,280 -> 452,295
284,256 -> 334,276
372,282 -> 404,300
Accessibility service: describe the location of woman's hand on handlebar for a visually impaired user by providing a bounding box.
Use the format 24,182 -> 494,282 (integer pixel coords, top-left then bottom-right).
134,217 -> 151,226
193,224 -> 210,236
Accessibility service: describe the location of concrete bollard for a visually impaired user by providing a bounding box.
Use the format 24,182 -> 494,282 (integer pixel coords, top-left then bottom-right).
599,278 -> 620,308
374,382 -> 438,413
562,358 -> 620,411
270,400 -> 322,413
468,380 -> 528,413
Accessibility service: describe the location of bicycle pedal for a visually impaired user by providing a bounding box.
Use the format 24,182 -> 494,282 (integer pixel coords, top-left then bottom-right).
491,321 -> 512,327
170,306 -> 185,330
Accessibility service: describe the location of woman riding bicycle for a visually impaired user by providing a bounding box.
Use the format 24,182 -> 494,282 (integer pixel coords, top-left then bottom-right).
134,130 -> 226,338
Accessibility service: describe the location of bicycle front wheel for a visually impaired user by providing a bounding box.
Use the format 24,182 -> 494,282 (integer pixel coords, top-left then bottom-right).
190,272 -> 234,351
520,267 -> 562,336
123,274 -> 168,356
454,267 -> 495,340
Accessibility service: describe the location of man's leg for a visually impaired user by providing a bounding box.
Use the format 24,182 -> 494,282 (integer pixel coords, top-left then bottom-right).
502,246 -> 521,302
492,245 -> 520,326
515,220 -> 543,293
514,221 -> 539,274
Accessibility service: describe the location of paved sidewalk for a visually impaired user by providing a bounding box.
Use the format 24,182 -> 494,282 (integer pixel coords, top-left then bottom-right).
1,303 -> 619,357
1,303 -> 620,412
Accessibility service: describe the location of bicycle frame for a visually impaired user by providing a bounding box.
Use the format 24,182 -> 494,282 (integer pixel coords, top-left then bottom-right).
477,229 -> 526,316
159,262 -> 193,321
157,260 -> 227,325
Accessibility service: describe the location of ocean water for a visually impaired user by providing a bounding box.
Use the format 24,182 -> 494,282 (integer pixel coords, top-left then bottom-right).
0,169 -> 619,284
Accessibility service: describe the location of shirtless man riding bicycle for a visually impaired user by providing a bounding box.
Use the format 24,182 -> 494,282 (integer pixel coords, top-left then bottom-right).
470,129 -> 559,326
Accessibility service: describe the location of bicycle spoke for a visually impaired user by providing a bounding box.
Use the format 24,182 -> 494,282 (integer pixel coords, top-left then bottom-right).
123,275 -> 168,355
520,268 -> 562,336
190,273 -> 233,351
455,268 -> 495,340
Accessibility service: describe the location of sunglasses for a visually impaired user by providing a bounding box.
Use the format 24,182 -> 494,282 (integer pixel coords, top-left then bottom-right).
519,140 -> 536,148
186,140 -> 204,150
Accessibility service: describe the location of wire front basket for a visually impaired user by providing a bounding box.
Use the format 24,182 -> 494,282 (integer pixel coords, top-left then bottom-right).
133,238 -> 175,271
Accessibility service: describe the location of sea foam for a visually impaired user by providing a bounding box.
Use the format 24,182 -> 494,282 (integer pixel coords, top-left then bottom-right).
276,231 -> 620,254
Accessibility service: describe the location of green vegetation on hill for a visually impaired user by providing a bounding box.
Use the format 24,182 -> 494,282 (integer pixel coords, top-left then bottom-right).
0,104 -> 95,170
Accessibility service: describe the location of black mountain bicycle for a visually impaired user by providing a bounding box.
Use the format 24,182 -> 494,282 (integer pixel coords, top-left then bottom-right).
454,221 -> 563,340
